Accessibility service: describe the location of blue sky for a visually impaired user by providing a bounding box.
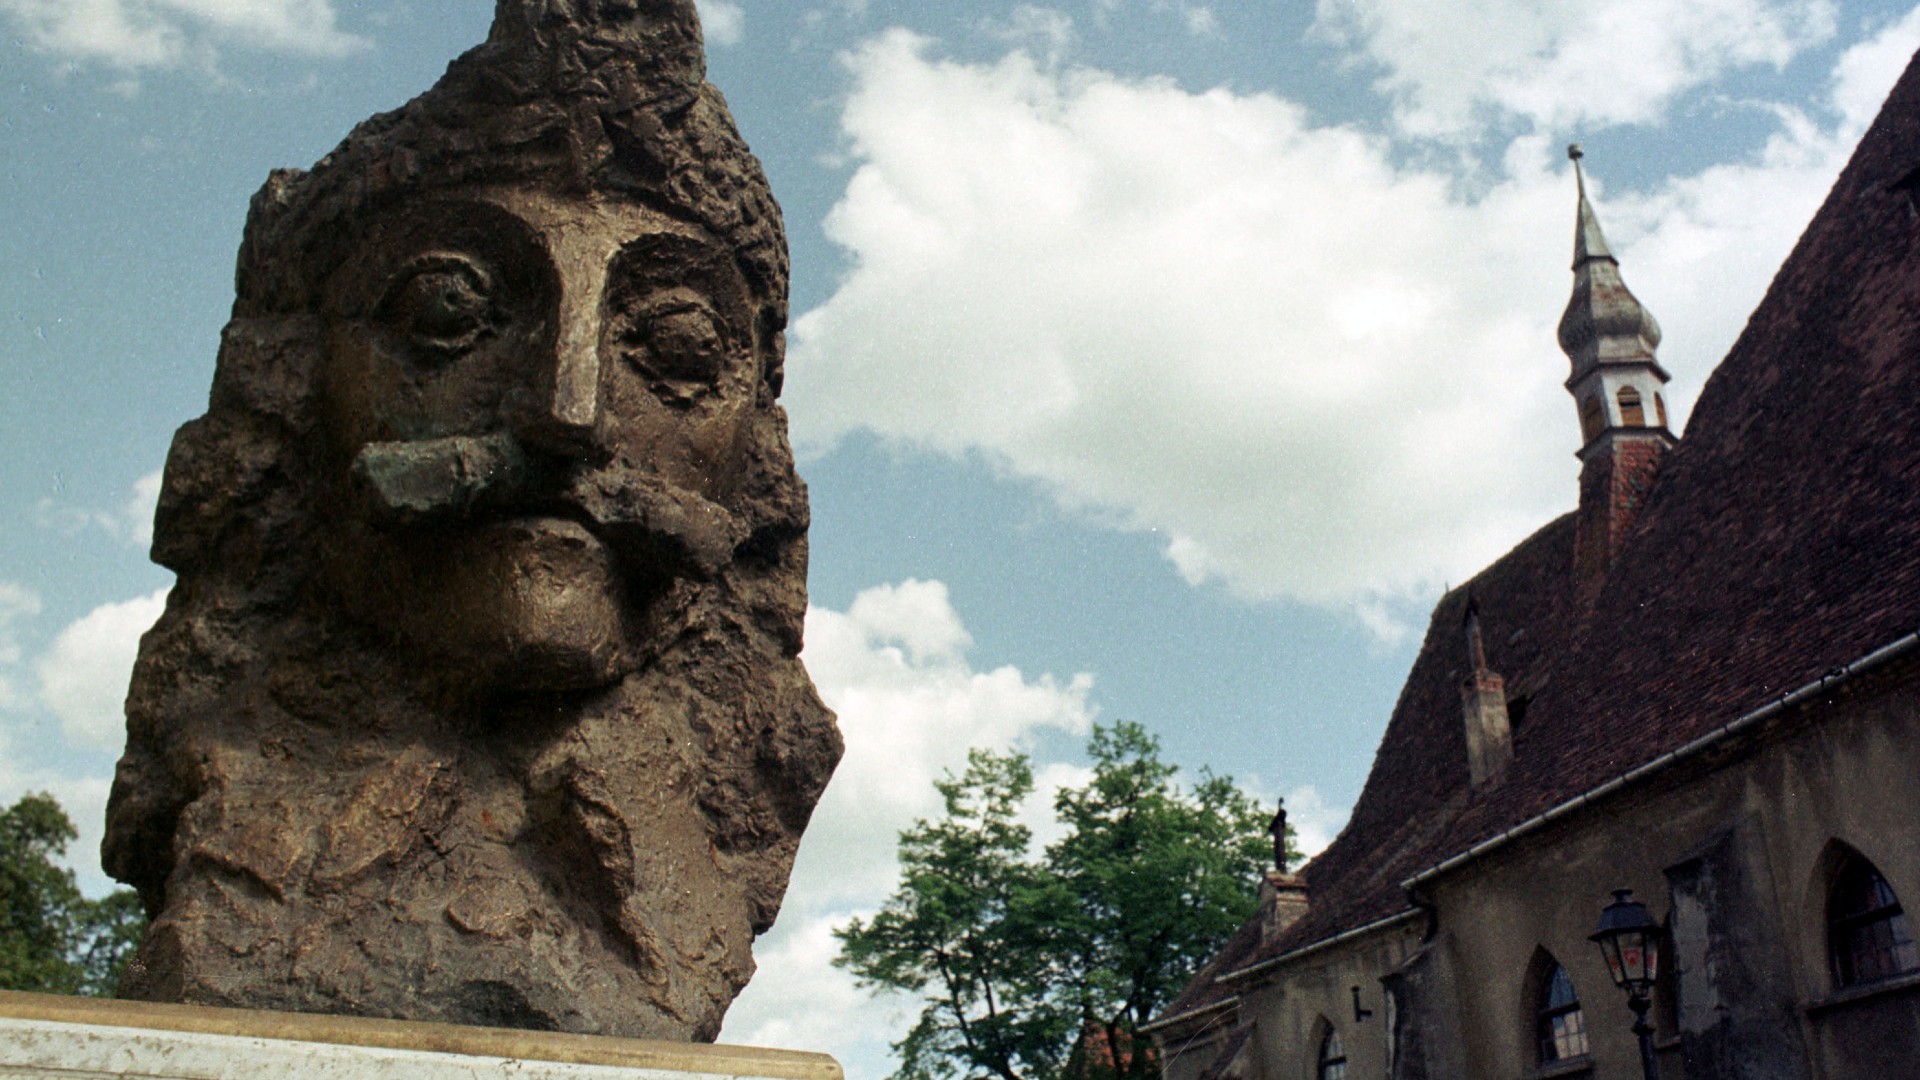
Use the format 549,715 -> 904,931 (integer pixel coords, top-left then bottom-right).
4,0 -> 1918,1074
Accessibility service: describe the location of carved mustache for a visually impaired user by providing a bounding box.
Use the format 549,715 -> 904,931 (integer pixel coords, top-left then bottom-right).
350,433 -> 746,579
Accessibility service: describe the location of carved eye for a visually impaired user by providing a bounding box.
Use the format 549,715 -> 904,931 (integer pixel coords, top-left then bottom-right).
616,298 -> 732,403
378,255 -> 497,361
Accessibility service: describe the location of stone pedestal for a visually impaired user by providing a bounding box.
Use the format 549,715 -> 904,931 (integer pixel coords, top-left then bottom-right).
0,992 -> 841,1080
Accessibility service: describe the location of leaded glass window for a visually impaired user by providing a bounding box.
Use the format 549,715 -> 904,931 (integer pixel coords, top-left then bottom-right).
1830,855 -> 1918,988
1317,1027 -> 1346,1080
1536,963 -> 1589,1063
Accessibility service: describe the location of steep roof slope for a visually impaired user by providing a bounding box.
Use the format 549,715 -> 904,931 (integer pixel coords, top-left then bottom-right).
1162,47 -> 1920,1020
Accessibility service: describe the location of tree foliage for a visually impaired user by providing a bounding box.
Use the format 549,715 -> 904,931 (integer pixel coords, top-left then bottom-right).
836,723 -> 1284,1080
0,792 -> 147,996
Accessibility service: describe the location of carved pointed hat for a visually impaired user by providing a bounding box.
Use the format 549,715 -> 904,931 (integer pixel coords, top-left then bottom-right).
238,0 -> 785,319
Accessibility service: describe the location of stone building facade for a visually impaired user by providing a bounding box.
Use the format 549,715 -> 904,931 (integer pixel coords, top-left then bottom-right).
1145,46 -> 1920,1080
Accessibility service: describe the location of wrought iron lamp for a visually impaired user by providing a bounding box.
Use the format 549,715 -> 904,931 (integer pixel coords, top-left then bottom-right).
1589,889 -> 1662,1080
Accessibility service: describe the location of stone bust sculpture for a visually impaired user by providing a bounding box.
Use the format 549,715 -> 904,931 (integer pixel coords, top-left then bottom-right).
102,0 -> 841,1041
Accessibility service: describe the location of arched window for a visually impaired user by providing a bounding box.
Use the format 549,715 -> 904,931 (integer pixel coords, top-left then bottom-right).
1316,1025 -> 1347,1080
1617,386 -> 1645,427
1654,391 -> 1669,429
1829,852 -> 1918,987
1580,395 -> 1605,442
1536,962 -> 1590,1063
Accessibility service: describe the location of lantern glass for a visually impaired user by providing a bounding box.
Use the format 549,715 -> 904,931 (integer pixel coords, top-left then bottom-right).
1598,933 -> 1627,987
1590,889 -> 1661,994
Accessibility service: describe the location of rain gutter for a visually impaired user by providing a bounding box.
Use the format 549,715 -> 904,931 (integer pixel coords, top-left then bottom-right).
1137,995 -> 1240,1036
1213,908 -> 1424,986
1400,629 -> 1920,892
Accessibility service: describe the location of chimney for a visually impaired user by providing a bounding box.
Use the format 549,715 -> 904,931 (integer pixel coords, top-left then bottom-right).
1460,600 -> 1512,787
1259,870 -> 1310,946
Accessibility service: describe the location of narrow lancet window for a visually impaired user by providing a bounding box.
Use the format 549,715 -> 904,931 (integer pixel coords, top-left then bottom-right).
1829,852 -> 1918,987
1537,962 -> 1590,1063
1317,1025 -> 1347,1080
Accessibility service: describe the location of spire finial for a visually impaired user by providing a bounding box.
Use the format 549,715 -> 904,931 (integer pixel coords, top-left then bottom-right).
1558,150 -> 1660,367
1569,144 -> 1613,268
1269,799 -> 1290,874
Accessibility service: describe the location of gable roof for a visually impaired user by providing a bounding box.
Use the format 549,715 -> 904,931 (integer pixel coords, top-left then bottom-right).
1161,46 -> 1920,1023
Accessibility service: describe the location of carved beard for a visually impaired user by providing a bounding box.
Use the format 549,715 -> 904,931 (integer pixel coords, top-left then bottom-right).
111,572 -> 824,1040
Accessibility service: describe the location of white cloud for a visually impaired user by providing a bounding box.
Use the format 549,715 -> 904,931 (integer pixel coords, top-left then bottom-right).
723,911 -> 915,1066
1313,0 -> 1837,137
0,0 -> 366,70
35,468 -> 168,547
1282,785 -> 1348,859
1832,5 -> 1920,137
0,736 -> 119,897
697,0 -> 745,47
785,28 -> 1892,626
1181,5 -> 1218,36
0,583 -> 44,708
37,588 -> 168,751
1089,0 -> 1216,35
723,580 -> 1094,1075
985,5 -> 1076,66
0,583 -> 123,896
786,579 -> 1095,909
126,469 -> 163,547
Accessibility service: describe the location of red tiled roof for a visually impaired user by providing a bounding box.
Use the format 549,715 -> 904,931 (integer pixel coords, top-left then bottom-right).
1162,46 -> 1920,1023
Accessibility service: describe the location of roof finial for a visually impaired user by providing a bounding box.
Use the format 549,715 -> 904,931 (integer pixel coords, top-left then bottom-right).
1569,144 -> 1614,268
1269,799 -> 1290,874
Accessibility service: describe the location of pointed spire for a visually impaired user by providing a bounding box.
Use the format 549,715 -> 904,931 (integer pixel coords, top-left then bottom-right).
1569,144 -> 1615,267
1557,146 -> 1662,375
1559,147 -> 1675,608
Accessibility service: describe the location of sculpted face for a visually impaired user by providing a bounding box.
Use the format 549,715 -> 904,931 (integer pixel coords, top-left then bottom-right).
317,189 -> 764,689
107,2 -> 841,1039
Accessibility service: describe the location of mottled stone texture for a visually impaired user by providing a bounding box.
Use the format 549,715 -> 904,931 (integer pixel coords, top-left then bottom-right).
102,0 -> 841,1042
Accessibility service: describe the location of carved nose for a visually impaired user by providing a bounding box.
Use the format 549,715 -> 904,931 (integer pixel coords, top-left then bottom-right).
513,279 -> 604,458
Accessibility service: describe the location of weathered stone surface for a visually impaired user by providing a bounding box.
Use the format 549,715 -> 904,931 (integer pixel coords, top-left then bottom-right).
102,0 -> 841,1042
0,990 -> 845,1080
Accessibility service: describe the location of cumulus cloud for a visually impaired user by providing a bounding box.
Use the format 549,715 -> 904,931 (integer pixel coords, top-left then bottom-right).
0,730 -> 119,896
1832,5 -> 1920,135
0,583 -> 129,896
37,588 -> 168,750
1282,785 -> 1347,858
1180,5 -> 1218,36
697,0 -> 745,47
0,583 -> 44,708
785,26 -> 1897,624
722,580 -> 1095,1072
1313,0 -> 1837,137
125,469 -> 162,547
723,911 -> 916,1063
35,468 -> 168,547
985,4 -> 1076,65
1088,0 -> 1217,35
784,579 -> 1095,908
0,0 -> 366,70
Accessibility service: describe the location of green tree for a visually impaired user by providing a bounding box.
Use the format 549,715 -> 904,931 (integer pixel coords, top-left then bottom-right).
837,723 -> 1286,1080
836,751 -> 1073,1080
0,792 -> 147,996
1038,724 -> 1272,1080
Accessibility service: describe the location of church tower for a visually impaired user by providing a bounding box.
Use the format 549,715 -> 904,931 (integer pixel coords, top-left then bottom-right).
1558,146 -> 1672,605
